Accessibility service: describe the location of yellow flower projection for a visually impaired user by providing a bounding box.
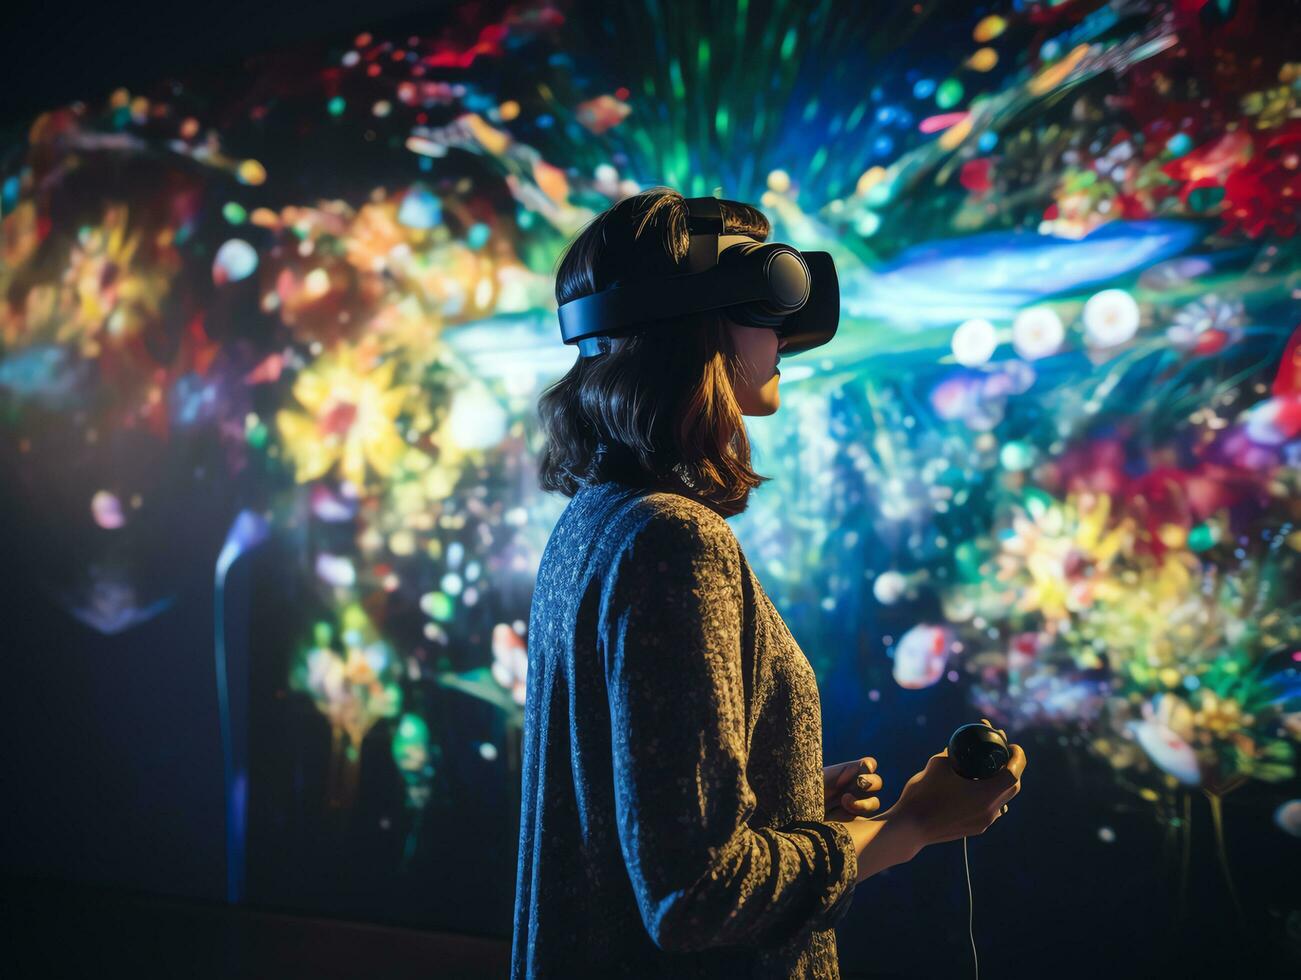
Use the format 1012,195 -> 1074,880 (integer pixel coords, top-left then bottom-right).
1194,690 -> 1256,737
1078,556 -> 1202,679
995,492 -> 1134,624
56,203 -> 178,356
275,344 -> 421,488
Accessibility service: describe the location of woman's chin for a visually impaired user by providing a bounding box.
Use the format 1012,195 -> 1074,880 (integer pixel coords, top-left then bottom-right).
765,377 -> 782,412
736,375 -> 783,416
740,398 -> 779,417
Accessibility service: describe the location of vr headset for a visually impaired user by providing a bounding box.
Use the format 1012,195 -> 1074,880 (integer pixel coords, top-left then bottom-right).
556,195 -> 839,358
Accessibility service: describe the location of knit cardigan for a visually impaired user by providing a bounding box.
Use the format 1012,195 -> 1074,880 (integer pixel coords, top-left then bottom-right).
511,479 -> 857,979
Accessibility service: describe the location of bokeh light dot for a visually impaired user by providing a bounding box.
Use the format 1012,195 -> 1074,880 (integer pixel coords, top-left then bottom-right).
236,159 -> 267,186
213,239 -> 258,284
936,78 -> 964,110
952,318 -> 998,366
974,15 -> 1006,42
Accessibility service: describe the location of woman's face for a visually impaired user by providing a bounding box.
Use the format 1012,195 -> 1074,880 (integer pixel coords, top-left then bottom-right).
725,318 -> 787,416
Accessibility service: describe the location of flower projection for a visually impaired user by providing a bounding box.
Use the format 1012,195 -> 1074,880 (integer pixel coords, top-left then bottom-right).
275,345 -> 417,489
292,605 -> 404,809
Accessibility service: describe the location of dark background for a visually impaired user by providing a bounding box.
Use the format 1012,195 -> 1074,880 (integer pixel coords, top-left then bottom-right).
1,2 -> 451,130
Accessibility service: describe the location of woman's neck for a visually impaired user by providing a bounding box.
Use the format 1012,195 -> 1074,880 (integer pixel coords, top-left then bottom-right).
646,471 -> 733,520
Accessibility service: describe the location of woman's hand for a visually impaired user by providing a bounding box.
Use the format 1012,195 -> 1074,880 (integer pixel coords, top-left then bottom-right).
886,731 -> 1026,846
823,756 -> 883,821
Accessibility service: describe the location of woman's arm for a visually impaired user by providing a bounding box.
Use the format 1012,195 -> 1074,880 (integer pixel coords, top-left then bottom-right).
837,808 -> 927,883
601,509 -> 858,954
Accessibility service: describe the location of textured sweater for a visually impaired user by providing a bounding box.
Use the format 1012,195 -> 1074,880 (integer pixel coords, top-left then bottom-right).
511,479 -> 858,979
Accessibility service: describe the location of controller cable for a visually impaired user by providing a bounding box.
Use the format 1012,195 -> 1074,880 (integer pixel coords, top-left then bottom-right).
964,835 -> 979,980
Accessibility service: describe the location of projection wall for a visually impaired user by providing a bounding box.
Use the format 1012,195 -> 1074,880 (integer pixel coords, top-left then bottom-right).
2,0 -> 1299,975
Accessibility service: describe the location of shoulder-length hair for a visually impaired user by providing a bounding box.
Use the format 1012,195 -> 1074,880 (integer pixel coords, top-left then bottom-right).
535,186 -> 772,517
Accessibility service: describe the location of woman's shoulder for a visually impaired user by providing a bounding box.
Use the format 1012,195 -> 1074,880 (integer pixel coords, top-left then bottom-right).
629,487 -> 730,529
568,481 -> 741,565
624,490 -> 741,564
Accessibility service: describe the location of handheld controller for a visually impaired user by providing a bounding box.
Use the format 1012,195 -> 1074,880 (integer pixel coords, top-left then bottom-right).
947,720 -> 1012,980
948,722 -> 1011,780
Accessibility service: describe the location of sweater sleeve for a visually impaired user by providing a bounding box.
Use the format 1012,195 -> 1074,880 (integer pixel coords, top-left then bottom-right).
599,508 -> 858,953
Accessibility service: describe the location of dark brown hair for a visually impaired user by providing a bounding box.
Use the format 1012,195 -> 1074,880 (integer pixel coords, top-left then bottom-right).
535,187 -> 772,517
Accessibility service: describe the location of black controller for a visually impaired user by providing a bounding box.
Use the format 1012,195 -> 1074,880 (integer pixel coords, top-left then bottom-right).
947,722 -> 1010,780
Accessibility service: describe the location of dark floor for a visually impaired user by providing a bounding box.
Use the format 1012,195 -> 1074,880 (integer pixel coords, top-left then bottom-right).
0,873 -> 932,979
2,874 -> 511,980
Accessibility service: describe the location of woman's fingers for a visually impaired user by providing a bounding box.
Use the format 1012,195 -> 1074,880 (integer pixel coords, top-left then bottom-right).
831,758 -> 878,791
842,792 -> 882,814
840,761 -> 861,784
827,758 -> 885,817
842,758 -> 875,779
1006,743 -> 1027,779
825,764 -> 854,807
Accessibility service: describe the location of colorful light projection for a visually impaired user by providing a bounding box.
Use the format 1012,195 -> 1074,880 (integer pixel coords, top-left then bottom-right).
1,0 -> 1298,943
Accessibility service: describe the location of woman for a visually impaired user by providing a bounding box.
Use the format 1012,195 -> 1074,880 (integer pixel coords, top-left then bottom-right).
511,188 -> 1026,979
